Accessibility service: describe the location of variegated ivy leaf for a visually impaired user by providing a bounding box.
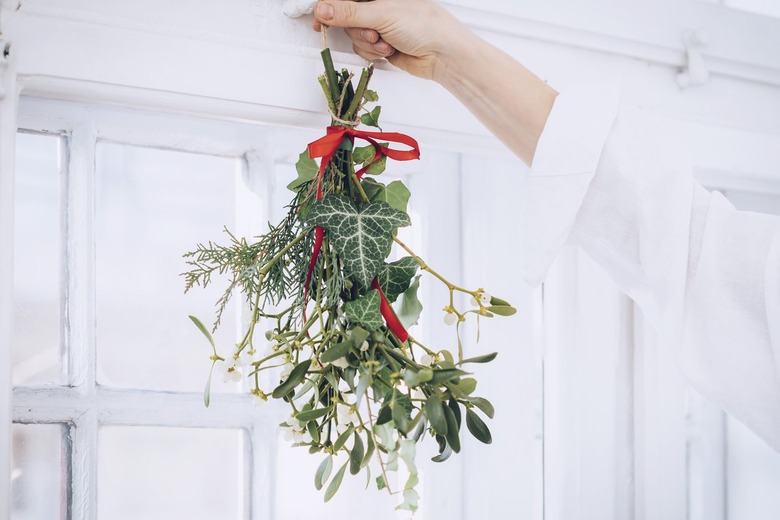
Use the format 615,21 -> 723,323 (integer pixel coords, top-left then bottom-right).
377,257 -> 418,303
344,289 -> 383,331
362,178 -> 411,213
287,150 -> 318,192
396,275 -> 423,329
308,195 -> 410,288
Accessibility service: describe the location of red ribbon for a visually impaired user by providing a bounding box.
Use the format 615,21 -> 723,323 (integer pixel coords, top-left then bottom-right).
303,126 -> 420,341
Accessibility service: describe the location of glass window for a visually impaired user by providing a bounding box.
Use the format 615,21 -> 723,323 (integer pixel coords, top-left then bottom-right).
11,423 -> 67,520
97,426 -> 243,520
12,132 -> 63,386
95,143 -> 242,392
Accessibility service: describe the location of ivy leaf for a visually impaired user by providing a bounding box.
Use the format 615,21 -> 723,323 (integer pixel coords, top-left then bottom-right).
365,155 -> 387,175
308,195 -> 410,288
364,90 -> 379,102
361,106 -> 381,128
466,408 -> 493,444
344,290 -> 383,331
377,257 -> 418,303
352,144 -> 376,165
395,275 -> 423,329
363,178 -> 410,213
287,150 -> 318,192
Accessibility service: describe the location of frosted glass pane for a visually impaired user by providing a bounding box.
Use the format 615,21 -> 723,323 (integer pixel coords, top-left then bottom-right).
12,132 -> 62,386
726,417 -> 780,519
98,426 -> 242,520
95,143 -> 241,392
11,423 -> 66,520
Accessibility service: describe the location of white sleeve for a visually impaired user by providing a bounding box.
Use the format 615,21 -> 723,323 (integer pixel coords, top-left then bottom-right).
521,85 -> 780,452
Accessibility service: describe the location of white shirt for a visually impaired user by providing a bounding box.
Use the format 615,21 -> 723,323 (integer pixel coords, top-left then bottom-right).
521,84 -> 780,452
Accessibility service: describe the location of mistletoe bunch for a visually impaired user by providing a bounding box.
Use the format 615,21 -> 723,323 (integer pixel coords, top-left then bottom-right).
183,49 -> 515,512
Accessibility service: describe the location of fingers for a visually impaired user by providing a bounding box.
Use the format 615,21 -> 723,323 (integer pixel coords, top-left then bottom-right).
314,1 -> 383,30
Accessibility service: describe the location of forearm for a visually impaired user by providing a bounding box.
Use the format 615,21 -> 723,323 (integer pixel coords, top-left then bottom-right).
434,33 -> 558,166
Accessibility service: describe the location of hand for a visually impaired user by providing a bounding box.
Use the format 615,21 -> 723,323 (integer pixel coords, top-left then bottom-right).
312,0 -> 471,81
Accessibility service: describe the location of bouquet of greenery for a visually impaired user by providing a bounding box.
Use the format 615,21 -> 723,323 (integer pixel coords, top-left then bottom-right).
183,48 -> 515,512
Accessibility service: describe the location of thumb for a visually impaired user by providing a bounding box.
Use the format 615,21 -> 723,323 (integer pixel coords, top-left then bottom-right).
315,1 -> 382,30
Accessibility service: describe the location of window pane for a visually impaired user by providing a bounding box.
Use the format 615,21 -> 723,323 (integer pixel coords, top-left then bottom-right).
726,417 -> 780,520
11,423 -> 67,520
12,132 -> 62,386
98,426 -> 242,520
95,143 -> 243,392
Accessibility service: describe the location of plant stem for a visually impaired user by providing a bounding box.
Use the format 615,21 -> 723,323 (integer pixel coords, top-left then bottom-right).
364,398 -> 395,495
345,65 -> 374,120
321,49 -> 341,106
258,232 -> 308,276
393,236 -> 476,295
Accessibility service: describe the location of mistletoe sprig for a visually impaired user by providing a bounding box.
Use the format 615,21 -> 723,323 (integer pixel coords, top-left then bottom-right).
183,49 -> 516,512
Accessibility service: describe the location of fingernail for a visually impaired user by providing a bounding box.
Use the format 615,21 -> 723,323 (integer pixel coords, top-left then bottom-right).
316,3 -> 334,20
374,42 -> 389,54
360,29 -> 371,41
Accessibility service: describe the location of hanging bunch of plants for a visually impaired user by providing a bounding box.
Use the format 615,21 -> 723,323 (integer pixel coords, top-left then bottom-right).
182,48 -> 515,512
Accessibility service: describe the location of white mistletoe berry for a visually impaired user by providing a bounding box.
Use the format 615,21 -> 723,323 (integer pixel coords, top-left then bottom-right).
443,311 -> 458,326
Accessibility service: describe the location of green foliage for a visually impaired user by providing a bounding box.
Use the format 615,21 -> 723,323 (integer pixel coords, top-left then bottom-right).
307,195 -> 410,288
344,290 -> 383,331
183,48 -> 513,514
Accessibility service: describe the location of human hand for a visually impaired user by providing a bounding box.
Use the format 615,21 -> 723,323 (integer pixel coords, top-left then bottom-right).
312,0 -> 472,81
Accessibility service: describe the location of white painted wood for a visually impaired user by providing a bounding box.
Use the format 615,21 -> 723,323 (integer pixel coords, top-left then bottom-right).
0,30 -> 18,520
542,249 -> 635,520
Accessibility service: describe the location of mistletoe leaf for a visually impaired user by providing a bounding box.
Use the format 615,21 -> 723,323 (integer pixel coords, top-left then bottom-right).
350,432 -> 365,475
288,150 -> 318,192
320,341 -> 353,364
425,395 -> 448,437
315,456 -> 333,491
272,361 -> 310,399
378,257 -> 418,303
324,461 -> 348,502
308,195 -> 410,288
361,106 -> 382,128
189,315 -> 215,351
395,275 -> 423,329
467,397 -> 496,419
466,408 -> 493,444
344,290 -> 383,331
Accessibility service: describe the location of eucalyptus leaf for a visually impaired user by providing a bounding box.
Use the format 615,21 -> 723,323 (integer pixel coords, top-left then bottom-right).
344,290 -> 383,331
308,195 -> 410,288
315,456 -> 333,491
287,150 -> 318,192
272,361 -> 310,399
466,408 -> 493,444
324,462 -> 348,502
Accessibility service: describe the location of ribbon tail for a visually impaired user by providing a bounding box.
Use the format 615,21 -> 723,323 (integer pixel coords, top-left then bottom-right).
304,225 -> 325,307
371,278 -> 409,342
